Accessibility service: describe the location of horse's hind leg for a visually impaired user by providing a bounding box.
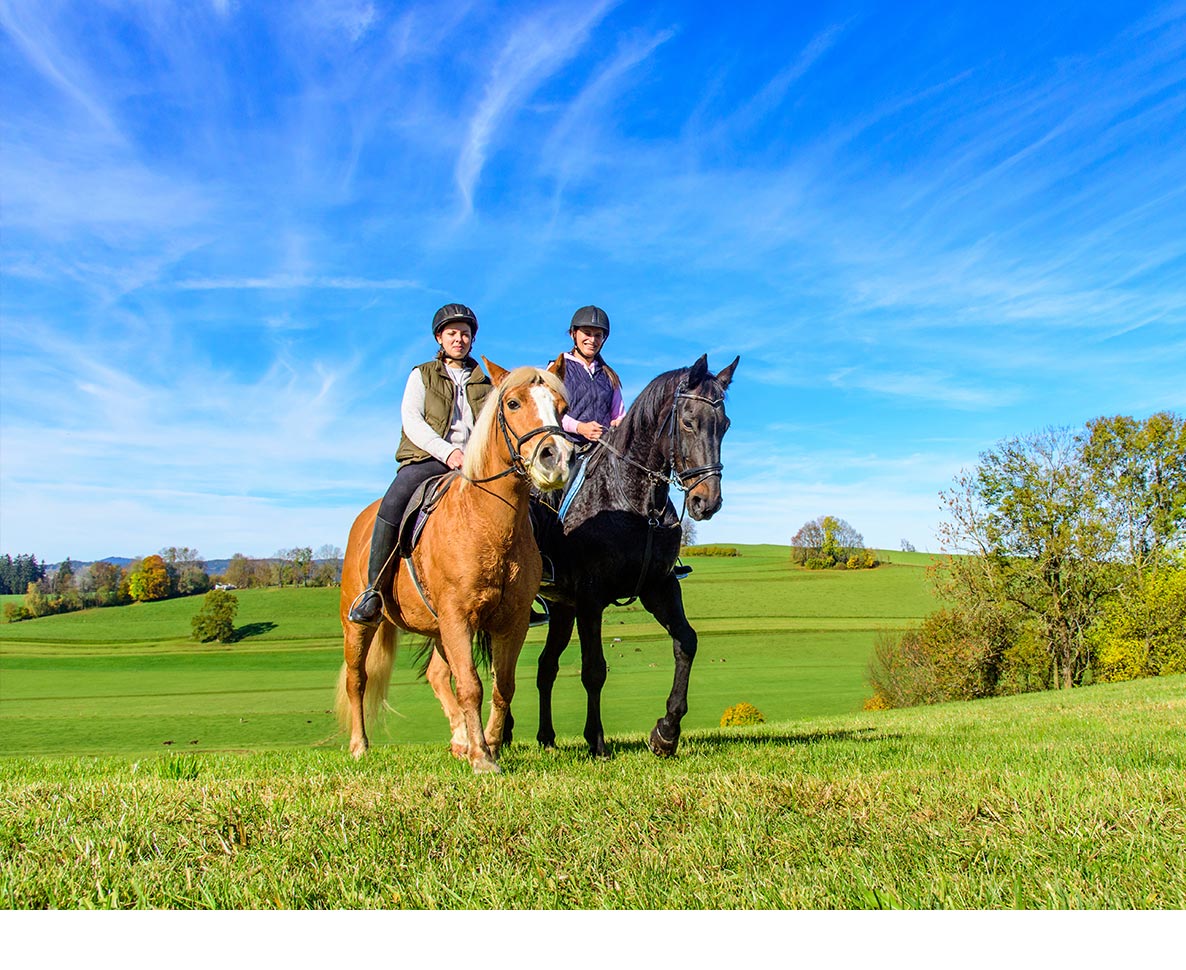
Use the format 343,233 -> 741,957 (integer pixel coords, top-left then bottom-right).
640,576 -> 697,757
425,643 -> 468,760
536,602 -> 576,748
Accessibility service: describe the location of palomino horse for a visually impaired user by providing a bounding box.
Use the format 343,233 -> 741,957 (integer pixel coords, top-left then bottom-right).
336,362 -> 572,773
526,353 -> 738,758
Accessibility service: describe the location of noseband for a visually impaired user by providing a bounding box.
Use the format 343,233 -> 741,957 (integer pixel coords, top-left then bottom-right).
663,387 -> 726,492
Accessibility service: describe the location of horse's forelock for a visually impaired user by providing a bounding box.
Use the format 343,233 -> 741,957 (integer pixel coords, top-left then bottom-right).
463,366 -> 565,482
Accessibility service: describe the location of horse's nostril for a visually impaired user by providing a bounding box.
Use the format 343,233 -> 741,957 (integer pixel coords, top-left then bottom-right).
539,446 -> 555,467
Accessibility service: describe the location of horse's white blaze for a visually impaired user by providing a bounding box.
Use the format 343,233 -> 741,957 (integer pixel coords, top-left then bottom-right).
525,384 -> 573,490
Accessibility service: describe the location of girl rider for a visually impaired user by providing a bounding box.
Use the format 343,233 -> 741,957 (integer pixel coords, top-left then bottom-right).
348,303 -> 492,624
550,305 -> 624,443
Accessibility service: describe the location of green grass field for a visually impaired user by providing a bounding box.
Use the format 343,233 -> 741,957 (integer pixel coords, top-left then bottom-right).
0,546 -> 940,757
4,545 -> 1182,909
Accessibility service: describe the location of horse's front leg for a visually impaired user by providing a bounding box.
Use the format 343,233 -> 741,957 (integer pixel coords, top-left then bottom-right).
576,606 -> 609,759
437,615 -> 499,774
483,619 -> 530,760
640,576 -> 697,757
536,602 -> 576,748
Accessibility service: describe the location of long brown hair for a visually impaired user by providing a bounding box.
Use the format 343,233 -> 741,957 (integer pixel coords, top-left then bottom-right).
550,351 -> 621,390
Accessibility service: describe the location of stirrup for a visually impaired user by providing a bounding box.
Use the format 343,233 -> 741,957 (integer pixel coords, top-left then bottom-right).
529,595 -> 550,628
348,587 -> 383,624
673,564 -> 693,581
538,555 -> 557,592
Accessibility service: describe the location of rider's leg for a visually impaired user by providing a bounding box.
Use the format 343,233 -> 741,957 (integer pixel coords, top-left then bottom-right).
348,459 -> 447,624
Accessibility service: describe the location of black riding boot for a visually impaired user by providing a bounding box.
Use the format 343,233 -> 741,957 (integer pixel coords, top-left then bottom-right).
348,516 -> 399,624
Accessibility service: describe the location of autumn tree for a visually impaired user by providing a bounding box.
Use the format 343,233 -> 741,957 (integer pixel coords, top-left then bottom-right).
79,561 -> 127,606
127,554 -> 171,602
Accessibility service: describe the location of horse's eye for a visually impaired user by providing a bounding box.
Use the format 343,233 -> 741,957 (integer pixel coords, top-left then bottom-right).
681,417 -> 694,431
506,399 -> 521,411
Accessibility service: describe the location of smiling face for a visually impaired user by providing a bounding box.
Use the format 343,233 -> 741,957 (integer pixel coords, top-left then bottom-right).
570,325 -> 607,361
436,323 -> 473,362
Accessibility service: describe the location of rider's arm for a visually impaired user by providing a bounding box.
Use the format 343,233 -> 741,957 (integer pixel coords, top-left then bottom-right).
609,385 -> 625,426
400,370 -> 458,464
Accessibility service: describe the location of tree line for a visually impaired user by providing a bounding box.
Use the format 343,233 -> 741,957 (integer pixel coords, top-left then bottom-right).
2,545 -> 344,623
869,411 -> 1185,708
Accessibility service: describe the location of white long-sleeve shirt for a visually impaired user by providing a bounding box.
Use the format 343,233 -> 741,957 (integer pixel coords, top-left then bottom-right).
400,364 -> 476,464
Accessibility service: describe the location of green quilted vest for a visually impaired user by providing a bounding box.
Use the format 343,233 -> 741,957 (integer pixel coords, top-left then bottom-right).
395,358 -> 493,464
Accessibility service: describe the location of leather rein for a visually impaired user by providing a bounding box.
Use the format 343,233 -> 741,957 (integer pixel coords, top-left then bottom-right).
592,382 -> 726,604
406,384 -> 565,619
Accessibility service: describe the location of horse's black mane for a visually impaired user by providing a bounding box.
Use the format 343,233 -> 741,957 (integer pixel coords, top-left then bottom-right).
610,363 -> 728,454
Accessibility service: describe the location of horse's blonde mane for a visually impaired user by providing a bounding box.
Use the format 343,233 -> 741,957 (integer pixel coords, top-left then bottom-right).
462,366 -> 567,483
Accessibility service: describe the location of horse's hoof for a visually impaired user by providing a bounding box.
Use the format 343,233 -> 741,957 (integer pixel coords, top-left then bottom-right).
349,740 -> 368,760
471,758 -> 502,775
648,723 -> 679,758
450,742 -> 469,760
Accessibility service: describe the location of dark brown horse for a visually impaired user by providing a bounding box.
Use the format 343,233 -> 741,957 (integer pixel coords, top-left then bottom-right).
336,362 -> 572,773
527,353 -> 738,757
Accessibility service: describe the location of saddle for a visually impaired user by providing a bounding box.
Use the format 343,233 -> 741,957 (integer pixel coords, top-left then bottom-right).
397,471 -> 460,558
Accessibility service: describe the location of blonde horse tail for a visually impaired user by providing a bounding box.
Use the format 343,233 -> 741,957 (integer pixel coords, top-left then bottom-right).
335,623 -> 401,732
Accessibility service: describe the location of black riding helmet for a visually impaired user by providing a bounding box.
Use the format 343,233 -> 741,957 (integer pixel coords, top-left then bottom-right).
569,305 -> 609,336
432,303 -> 478,338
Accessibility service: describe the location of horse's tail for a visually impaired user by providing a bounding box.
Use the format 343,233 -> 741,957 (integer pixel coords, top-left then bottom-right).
473,629 -> 492,670
408,631 -> 491,680
335,623 -> 400,732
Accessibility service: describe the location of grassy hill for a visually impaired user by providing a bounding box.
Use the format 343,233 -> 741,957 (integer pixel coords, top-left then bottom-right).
2,546 -> 1183,909
0,545 -> 941,757
1,675 -> 1182,908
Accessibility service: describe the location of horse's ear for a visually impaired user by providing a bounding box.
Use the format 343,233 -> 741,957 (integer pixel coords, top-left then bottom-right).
483,357 -> 509,387
545,354 -> 563,378
715,355 -> 740,391
688,354 -> 709,388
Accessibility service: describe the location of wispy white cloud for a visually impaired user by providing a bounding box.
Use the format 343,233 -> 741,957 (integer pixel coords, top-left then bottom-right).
454,0 -> 618,212
174,275 -> 420,291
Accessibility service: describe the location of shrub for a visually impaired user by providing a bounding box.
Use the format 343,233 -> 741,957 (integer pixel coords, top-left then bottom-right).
867,609 -> 1013,708
4,602 -> 31,623
680,545 -> 740,558
720,702 -> 765,727
1090,566 -> 1186,682
191,589 -> 239,643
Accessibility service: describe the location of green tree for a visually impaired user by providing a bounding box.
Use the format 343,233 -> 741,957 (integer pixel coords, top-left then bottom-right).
792,515 -> 866,567
191,589 -> 239,643
938,427 -> 1114,689
1081,412 -> 1186,577
127,554 -> 171,602
1089,560 -> 1186,682
52,559 -> 76,595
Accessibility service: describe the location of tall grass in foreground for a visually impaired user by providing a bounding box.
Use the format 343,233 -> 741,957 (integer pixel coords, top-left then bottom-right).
2,675 -> 1183,909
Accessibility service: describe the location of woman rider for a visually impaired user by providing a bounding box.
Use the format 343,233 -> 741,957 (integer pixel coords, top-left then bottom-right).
550,305 -> 624,443
348,303 -> 492,624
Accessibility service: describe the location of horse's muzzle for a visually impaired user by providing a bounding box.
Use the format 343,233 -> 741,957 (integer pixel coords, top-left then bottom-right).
687,482 -> 722,520
528,433 -> 574,491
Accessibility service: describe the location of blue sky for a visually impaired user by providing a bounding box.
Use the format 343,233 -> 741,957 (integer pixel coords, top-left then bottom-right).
2,0 -> 1184,563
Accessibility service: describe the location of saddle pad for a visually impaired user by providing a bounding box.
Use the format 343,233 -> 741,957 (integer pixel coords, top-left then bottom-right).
398,471 -> 460,557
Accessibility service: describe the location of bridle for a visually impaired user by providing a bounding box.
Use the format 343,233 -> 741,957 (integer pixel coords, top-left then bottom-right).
595,381 -> 727,510
591,379 -> 727,605
463,385 -> 567,485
